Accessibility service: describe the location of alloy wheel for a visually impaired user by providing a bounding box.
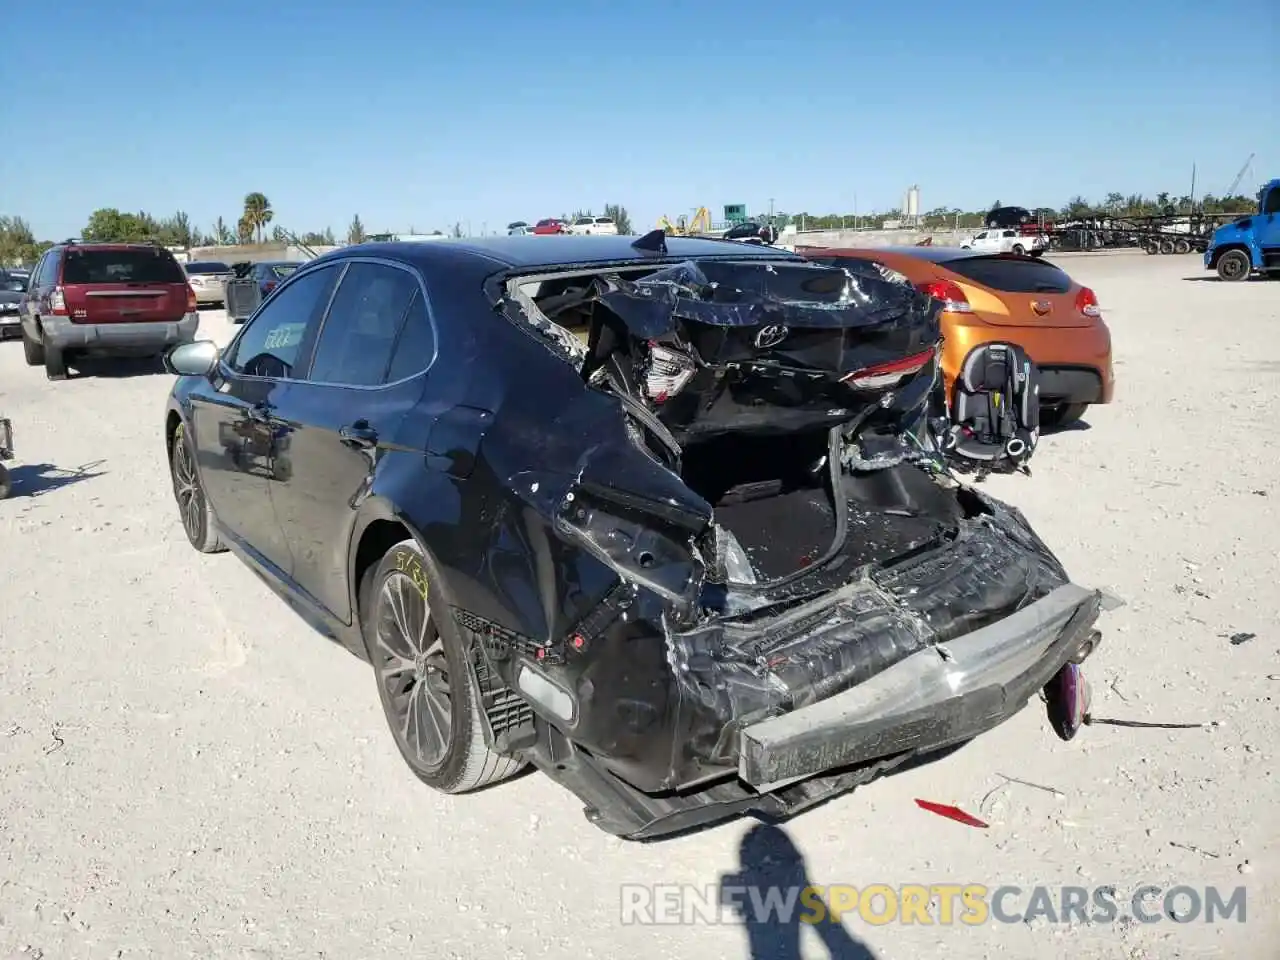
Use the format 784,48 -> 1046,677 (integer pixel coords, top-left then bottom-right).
373,574 -> 452,768
172,436 -> 205,543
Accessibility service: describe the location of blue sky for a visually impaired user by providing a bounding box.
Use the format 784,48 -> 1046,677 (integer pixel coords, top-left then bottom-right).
2,0 -> 1276,240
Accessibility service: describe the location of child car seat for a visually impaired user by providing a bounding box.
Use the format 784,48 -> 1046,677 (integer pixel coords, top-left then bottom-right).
938,342 -> 1039,476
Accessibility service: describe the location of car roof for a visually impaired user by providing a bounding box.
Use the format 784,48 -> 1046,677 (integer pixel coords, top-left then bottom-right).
56,241 -> 174,252
331,235 -> 802,271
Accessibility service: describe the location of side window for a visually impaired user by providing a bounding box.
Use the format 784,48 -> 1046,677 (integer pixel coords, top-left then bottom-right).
29,254 -> 47,287
225,265 -> 339,379
34,251 -> 54,287
306,262 -> 419,386
386,291 -> 436,382
1263,189 -> 1280,215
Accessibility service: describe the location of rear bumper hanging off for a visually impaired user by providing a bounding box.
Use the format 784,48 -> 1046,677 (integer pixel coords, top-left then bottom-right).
738,583 -> 1101,790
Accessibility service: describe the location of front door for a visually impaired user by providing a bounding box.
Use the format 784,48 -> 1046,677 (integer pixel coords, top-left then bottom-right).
268,260 -> 434,624
191,262 -> 343,577
1257,184 -> 1280,265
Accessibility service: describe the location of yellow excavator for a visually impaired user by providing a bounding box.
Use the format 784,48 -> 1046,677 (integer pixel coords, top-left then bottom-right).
657,207 -> 712,236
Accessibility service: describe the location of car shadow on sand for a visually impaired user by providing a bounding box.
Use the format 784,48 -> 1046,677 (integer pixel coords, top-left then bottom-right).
3,460 -> 106,497
68,355 -> 167,379
1181,276 -> 1270,283
1041,418 -> 1091,436
719,823 -> 879,959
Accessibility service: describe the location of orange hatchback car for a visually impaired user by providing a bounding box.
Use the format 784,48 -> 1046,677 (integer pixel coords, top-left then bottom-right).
801,247 -> 1115,427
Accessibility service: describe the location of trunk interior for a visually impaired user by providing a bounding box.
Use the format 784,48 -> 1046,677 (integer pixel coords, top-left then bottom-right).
681,429 -> 971,584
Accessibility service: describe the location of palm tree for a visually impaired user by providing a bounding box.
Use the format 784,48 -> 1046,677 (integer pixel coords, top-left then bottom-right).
242,192 -> 273,244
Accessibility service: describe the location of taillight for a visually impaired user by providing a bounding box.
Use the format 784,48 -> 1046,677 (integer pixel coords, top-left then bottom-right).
1075,286 -> 1101,318
186,285 -> 198,312
50,287 -> 68,316
642,343 -> 696,402
916,279 -> 973,313
842,346 -> 937,390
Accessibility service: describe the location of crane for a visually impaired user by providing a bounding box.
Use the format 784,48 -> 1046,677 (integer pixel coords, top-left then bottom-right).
1225,153 -> 1255,198
657,207 -> 712,236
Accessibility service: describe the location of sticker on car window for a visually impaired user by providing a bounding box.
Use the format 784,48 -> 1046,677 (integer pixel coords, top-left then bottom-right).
263,323 -> 306,351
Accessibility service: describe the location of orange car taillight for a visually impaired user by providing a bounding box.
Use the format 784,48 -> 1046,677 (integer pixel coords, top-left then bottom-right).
1075,286 -> 1102,318
842,347 -> 937,390
50,286 -> 69,316
916,279 -> 973,313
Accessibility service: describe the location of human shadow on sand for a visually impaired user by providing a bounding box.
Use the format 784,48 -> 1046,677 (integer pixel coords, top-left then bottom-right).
719,823 -> 878,960
3,460 -> 106,497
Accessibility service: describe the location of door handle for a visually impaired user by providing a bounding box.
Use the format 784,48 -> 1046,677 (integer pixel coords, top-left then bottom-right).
339,420 -> 378,449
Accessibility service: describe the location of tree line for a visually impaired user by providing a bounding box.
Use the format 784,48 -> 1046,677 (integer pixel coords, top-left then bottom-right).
0,189 -> 1260,266
777,191 -> 1259,232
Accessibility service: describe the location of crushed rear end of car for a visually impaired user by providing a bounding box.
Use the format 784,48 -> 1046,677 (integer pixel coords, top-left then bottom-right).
459,244 -> 1107,838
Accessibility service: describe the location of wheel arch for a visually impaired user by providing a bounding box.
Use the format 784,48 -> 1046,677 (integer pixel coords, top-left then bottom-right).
165,408 -> 183,461
1207,242 -> 1251,269
347,497 -> 439,635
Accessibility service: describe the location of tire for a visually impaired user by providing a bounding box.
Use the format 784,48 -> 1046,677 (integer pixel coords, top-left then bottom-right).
21,329 -> 43,366
1144,241 -> 1159,255
1174,238 -> 1191,255
0,463 -> 10,500
44,348 -> 67,381
1030,248 -> 1045,258
1012,244 -> 1026,256
169,422 -> 226,553
1159,239 -> 1175,255
1042,402 -> 1088,428
1216,249 -> 1251,282
362,538 -> 525,793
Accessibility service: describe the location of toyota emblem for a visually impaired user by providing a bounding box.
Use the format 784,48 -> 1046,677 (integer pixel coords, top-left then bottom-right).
754,324 -> 789,349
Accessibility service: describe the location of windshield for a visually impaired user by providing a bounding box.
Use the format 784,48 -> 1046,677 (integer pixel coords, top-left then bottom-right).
63,249 -> 187,284
271,264 -> 300,278
2,274 -> 28,293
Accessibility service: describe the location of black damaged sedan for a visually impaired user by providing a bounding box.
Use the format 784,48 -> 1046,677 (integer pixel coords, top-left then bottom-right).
163,233 -> 1105,839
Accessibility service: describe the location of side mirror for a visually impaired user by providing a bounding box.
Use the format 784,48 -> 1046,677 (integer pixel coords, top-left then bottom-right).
165,340 -> 220,377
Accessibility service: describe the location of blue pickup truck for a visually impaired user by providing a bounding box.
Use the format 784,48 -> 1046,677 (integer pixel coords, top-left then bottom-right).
1205,178 -> 1280,281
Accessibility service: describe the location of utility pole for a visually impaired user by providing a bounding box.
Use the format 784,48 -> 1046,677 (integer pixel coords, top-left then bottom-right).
1189,163 -> 1196,212
769,197 -> 775,218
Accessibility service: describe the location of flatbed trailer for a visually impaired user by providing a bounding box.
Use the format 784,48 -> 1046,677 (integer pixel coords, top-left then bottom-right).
1048,212 -> 1242,254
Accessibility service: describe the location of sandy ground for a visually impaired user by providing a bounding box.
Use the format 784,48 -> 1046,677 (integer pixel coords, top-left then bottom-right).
0,252 -> 1276,960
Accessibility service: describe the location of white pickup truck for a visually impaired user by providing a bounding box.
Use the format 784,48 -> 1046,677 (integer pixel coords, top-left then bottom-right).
961,228 -> 1049,257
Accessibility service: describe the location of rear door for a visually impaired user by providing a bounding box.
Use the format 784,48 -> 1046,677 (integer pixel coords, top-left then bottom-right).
61,247 -> 190,323
938,255 -> 1094,327
266,259 -> 431,623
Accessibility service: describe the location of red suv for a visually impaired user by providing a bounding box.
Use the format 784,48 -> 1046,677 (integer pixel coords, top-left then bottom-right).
531,218 -> 569,235
19,241 -> 199,380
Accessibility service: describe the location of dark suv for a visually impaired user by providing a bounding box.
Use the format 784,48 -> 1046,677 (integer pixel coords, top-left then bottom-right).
20,241 -> 199,380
